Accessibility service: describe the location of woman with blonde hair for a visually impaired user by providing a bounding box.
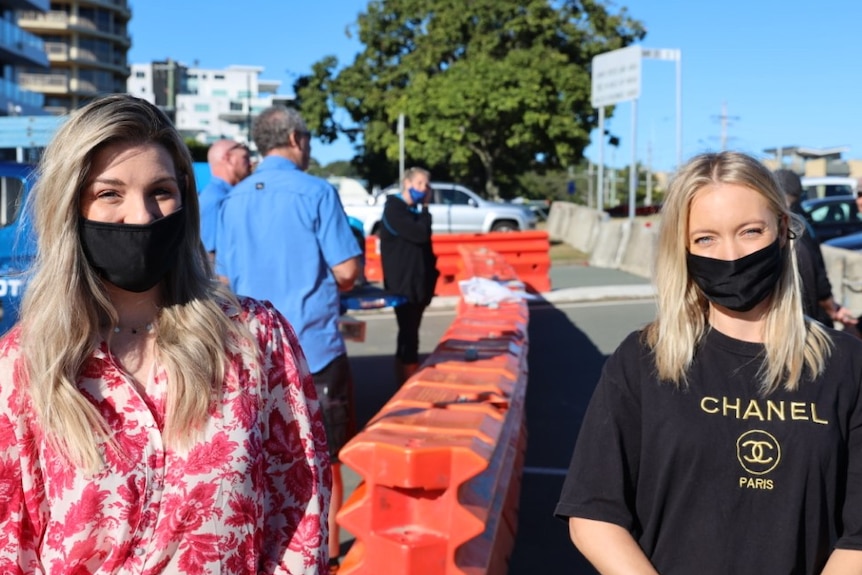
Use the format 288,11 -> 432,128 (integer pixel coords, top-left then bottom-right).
555,151 -> 862,574
0,94 -> 331,574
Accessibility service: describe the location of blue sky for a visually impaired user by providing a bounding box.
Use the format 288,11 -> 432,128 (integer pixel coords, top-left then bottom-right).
128,0 -> 862,173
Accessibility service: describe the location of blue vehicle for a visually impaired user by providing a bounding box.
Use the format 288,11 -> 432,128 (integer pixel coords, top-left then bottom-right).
0,162 -> 398,336
0,162 -> 38,334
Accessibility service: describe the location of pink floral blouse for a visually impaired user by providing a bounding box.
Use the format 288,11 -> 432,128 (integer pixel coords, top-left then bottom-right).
0,298 -> 331,574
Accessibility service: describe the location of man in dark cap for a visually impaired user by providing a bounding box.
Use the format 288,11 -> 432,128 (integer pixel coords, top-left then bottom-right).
774,168 -> 855,328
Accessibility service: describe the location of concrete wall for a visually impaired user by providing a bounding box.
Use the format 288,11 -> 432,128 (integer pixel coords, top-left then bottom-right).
550,201 -> 657,280
553,202 -> 862,320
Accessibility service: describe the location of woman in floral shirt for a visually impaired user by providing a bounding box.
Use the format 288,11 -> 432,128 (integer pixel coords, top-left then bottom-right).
0,94 -> 331,574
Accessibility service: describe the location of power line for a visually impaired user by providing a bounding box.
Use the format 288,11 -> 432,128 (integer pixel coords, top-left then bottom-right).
711,101 -> 740,151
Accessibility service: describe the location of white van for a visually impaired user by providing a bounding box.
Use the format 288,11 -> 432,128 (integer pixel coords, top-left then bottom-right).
801,176 -> 857,200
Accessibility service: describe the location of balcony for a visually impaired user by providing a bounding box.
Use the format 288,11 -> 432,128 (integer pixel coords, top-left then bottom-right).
43,41 -> 127,74
18,71 -> 67,94
74,0 -> 132,21
18,10 -> 131,45
0,16 -> 49,67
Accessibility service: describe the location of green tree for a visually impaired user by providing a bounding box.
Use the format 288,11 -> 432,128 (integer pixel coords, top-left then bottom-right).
294,0 -> 645,197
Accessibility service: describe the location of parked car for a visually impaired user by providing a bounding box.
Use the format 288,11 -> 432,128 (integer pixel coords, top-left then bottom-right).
344,182 -> 537,236
0,163 -> 375,336
801,176 -> 857,200
824,231 -> 862,252
799,195 -> 862,243
0,162 -> 37,334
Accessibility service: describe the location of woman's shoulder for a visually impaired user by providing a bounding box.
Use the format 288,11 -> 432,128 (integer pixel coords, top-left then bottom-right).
603,328 -> 654,380
822,326 -> 862,372
0,326 -> 27,413
613,328 -> 653,361
225,296 -> 284,329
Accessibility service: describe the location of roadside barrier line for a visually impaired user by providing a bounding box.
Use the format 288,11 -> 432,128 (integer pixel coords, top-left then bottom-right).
337,245 -> 530,574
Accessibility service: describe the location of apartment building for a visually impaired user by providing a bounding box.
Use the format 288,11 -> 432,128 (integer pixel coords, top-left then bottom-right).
128,61 -> 292,146
763,146 -> 862,180
0,0 -> 48,116
16,0 -> 131,114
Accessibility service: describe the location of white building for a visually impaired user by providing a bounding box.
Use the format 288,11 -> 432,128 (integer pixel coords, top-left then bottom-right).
127,61 -> 293,146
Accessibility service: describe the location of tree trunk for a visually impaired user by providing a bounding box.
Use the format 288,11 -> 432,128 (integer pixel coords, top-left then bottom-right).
470,144 -> 499,200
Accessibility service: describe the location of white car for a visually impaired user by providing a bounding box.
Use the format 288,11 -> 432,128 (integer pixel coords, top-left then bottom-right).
801,176 -> 857,200
344,182 -> 537,236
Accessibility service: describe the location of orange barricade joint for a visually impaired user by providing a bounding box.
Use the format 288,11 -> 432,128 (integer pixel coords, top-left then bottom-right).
337,243 -> 531,574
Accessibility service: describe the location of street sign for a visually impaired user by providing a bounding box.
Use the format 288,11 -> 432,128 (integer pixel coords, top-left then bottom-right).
642,48 -> 681,61
0,116 -> 66,148
591,45 -> 642,108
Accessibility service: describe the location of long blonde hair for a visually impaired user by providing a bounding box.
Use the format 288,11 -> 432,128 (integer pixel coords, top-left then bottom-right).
20,94 -> 255,470
644,151 -> 831,394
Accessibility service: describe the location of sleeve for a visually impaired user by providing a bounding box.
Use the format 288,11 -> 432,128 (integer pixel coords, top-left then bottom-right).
382,198 -> 433,244
811,243 -> 833,302
799,233 -> 833,301
554,332 -> 644,533
835,345 -> 862,550
0,348 -> 42,572
317,184 -> 362,270
257,303 -> 333,574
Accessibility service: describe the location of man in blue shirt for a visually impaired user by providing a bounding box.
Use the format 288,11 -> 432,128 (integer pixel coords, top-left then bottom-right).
216,106 -> 360,570
198,139 -> 251,258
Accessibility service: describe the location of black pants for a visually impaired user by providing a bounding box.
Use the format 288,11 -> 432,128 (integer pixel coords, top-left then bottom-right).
311,354 -> 355,461
394,302 -> 426,364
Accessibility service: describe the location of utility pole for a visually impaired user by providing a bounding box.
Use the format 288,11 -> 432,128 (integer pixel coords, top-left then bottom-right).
246,71 -> 253,144
712,101 -> 740,151
645,140 -> 653,207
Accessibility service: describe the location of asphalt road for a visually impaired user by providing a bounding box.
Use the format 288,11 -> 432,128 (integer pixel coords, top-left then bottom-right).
340,263 -> 657,572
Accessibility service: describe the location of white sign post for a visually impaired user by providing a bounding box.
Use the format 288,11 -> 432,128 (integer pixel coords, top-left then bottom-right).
642,48 -> 683,170
591,45 -> 641,217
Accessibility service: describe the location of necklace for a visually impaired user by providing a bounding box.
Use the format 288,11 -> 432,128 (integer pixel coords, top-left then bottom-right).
113,322 -> 155,335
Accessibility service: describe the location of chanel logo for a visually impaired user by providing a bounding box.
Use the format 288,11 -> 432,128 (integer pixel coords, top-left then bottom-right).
736,430 -> 781,475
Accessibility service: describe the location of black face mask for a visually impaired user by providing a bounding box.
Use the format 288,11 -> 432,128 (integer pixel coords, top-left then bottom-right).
686,238 -> 783,312
79,209 -> 186,293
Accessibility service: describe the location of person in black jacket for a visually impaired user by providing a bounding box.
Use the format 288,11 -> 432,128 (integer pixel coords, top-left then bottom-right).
379,167 -> 439,385
773,169 -> 855,328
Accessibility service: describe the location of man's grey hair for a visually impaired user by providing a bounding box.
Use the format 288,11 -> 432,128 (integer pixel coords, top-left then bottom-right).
252,105 -> 308,156
403,166 -> 430,183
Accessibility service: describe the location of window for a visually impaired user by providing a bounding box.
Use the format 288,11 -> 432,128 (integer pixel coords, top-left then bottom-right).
809,202 -> 851,223
439,188 -> 471,206
195,103 -> 210,112
135,71 -> 145,78
0,177 -> 25,228
214,74 -> 225,80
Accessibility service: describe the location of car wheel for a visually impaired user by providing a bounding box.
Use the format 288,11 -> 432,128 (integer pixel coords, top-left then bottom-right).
491,220 -> 518,232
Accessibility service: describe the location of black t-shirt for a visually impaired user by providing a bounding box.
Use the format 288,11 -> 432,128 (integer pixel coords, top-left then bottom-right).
555,327 -> 862,574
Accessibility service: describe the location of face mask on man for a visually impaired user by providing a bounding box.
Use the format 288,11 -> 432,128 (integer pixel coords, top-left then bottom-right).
79,209 -> 186,292
685,238 -> 783,312
408,187 -> 427,204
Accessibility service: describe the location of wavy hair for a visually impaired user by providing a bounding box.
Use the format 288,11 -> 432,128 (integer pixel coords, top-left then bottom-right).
644,151 -> 831,394
20,94 -> 255,470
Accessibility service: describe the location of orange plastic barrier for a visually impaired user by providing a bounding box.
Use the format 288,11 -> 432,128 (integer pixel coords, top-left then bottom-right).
337,245 -> 530,575
364,235 -> 383,283
363,231 -> 551,295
